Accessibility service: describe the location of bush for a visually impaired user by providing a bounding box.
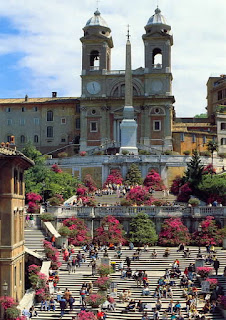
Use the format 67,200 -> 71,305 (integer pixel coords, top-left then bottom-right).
177,183 -> 192,202
196,267 -> 213,278
5,307 -> 20,319
63,217 -> 91,245
124,164 -> 143,185
86,293 -> 106,308
183,150 -> 190,155
120,199 -> 132,206
122,150 -> 129,155
83,174 -> 97,193
159,217 -> 190,246
94,151 -> 104,156
126,186 -> 154,206
188,198 -> 200,207
77,310 -> 97,320
192,216 -> 222,246
58,226 -> 71,237
58,152 -> 68,158
40,213 -> 55,221
94,277 -> 111,291
76,184 -> 88,197
200,151 -> 211,157
104,169 -> 123,186
203,164 -> 216,175
143,169 -> 165,191
139,150 -> 151,155
170,176 -> 184,195
94,215 -> 125,245
51,164 -> 62,173
0,296 -> 17,310
97,264 -> 114,277
48,194 -> 64,206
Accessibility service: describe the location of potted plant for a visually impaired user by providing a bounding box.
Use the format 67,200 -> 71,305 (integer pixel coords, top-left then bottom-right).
86,293 -> 106,308
188,198 -> 200,207
40,213 -> 55,222
196,267 -> 213,279
97,264 -> 114,277
122,150 -> 129,155
77,310 -> 97,320
183,150 -> 190,155
94,277 -> 111,291
5,306 -> 20,319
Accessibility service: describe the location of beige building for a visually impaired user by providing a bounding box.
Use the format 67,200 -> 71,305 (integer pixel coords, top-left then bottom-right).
0,146 -> 33,301
0,95 -> 80,155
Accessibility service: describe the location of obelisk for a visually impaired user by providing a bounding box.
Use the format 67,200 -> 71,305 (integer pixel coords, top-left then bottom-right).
120,29 -> 138,155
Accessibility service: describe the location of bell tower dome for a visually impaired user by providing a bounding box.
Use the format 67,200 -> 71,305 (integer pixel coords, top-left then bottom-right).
80,10 -> 113,75
143,7 -> 173,74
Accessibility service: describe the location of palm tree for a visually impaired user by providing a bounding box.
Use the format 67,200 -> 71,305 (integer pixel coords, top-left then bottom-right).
207,140 -> 218,173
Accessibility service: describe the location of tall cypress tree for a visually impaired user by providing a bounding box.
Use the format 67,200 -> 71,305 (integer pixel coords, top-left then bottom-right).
185,150 -> 203,189
125,164 -> 143,185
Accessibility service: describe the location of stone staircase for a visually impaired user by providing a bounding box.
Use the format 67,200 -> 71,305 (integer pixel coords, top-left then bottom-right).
32,246 -> 226,320
24,227 -> 46,253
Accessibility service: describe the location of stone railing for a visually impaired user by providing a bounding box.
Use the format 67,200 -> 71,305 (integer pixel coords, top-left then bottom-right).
47,205 -> 226,219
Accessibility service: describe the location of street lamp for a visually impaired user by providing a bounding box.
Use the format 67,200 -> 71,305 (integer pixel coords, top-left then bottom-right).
2,281 -> 8,296
103,224 -> 109,232
198,224 -> 202,252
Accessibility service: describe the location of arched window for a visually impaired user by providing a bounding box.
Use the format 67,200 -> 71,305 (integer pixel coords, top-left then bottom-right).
47,110 -> 53,121
112,84 -> 139,97
20,135 -> 25,143
221,138 -> 226,145
90,50 -> 100,70
34,135 -> 39,143
47,126 -> 53,138
152,48 -> 162,69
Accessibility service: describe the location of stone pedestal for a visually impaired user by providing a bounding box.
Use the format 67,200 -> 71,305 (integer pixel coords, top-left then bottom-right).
195,258 -> 205,269
101,257 -> 111,267
120,117 -> 138,155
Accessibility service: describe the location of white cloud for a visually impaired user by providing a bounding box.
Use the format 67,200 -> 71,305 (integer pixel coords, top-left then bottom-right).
0,0 -> 225,116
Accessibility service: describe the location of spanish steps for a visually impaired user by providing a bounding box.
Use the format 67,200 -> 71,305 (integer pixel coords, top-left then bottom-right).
25,230 -> 226,320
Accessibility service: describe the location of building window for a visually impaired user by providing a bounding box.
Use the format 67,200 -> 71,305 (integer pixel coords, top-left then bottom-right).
21,107 -> 25,112
14,266 -> 17,287
19,172 -> 23,195
90,121 -> 97,132
47,110 -> 53,121
180,133 -> 184,142
61,138 -> 66,143
34,135 -> 39,143
61,118 -> 66,124
19,119 -> 25,126
7,135 -> 11,142
34,106 -> 38,112
20,135 -> 26,143
6,107 -> 11,112
7,119 -> 12,126
76,102 -> 80,113
192,134 -> 196,143
221,122 -> 226,130
221,138 -> 226,145
34,118 -> 40,125
76,118 -> 80,129
47,126 -> 53,138
14,169 -> 18,194
153,120 -> 161,131
152,48 -> 162,69
218,90 -> 223,100
203,136 -> 206,144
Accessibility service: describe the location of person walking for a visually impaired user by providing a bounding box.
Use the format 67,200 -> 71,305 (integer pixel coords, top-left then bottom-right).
59,297 -> 67,318
213,258 -> 220,275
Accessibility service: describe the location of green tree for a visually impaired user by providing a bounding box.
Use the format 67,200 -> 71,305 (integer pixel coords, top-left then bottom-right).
129,212 -> 158,245
197,174 -> 226,205
185,150 -> 203,189
22,143 -> 80,200
125,164 -> 143,185
194,113 -> 207,118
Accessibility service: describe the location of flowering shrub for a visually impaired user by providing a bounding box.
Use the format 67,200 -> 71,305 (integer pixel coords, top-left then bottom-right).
192,216 -> 222,246
126,186 -> 154,206
79,196 -> 96,207
48,194 -> 64,206
79,151 -> 87,156
0,296 -> 17,310
177,183 -> 192,202
94,215 -> 126,245
63,217 -> 91,245
77,310 -> 97,320
170,176 -> 184,195
83,174 -> 97,193
5,306 -> 20,319
203,164 -> 216,175
104,169 -> 123,187
86,293 -> 106,308
220,295 -> 226,310
206,278 -> 218,290
26,192 -> 42,213
51,164 -> 62,173
97,264 -> 114,277
206,194 -> 224,205
94,277 -> 111,291
143,169 -> 165,191
76,184 -> 88,197
43,240 -> 62,269
28,264 -> 41,274
159,217 -> 190,246
196,267 -> 213,278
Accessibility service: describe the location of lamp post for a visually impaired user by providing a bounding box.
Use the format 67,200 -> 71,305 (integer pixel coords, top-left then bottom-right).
103,224 -> 109,246
2,281 -> 8,320
198,224 -> 202,252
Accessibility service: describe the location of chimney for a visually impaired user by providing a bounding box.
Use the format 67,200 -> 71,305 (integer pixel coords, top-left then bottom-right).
25,94 -> 28,102
52,92 -> 57,98
9,135 -> 16,150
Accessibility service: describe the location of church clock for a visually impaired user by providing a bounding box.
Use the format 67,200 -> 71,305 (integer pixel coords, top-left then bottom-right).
86,81 -> 101,94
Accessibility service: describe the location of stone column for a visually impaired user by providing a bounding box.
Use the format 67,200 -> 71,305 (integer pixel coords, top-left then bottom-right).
100,106 -> 107,144
164,106 -> 172,149
80,106 -> 87,150
143,106 -> 150,145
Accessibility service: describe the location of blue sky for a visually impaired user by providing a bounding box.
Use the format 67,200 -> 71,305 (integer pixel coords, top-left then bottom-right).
0,0 -> 225,116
